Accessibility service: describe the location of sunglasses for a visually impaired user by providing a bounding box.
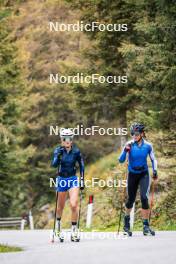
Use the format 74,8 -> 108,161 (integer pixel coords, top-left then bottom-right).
62,137 -> 73,142
131,131 -> 141,136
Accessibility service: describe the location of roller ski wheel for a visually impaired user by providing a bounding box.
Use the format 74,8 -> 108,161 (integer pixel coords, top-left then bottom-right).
123,227 -> 132,237
71,236 -> 80,242
71,230 -> 80,242
143,225 -> 155,236
58,237 -> 64,243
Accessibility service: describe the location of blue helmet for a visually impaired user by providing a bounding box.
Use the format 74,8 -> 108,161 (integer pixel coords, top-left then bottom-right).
130,123 -> 145,135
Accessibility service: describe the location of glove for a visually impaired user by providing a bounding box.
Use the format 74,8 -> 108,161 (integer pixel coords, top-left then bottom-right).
124,144 -> 131,153
57,147 -> 64,158
153,170 -> 158,180
80,177 -> 84,190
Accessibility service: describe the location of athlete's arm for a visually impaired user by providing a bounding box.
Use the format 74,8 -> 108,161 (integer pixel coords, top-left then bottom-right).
77,150 -> 85,189
51,147 -> 63,167
149,144 -> 157,175
118,143 -> 130,163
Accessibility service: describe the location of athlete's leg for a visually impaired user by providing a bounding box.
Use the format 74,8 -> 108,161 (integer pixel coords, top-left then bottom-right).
69,187 -> 79,222
140,172 -> 155,235
124,172 -> 140,234
69,186 -> 80,241
55,191 -> 67,239
139,171 -> 150,221
125,172 -> 140,214
57,191 -> 67,219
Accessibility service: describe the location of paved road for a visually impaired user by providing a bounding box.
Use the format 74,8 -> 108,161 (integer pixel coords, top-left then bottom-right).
0,230 -> 175,264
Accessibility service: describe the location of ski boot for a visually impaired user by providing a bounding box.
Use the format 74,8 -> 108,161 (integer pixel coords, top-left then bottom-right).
71,226 -> 80,242
55,230 -> 64,242
55,219 -> 64,242
123,215 -> 132,237
143,225 -> 155,236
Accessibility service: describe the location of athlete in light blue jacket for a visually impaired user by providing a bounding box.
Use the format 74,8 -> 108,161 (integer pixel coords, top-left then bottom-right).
118,123 -> 158,236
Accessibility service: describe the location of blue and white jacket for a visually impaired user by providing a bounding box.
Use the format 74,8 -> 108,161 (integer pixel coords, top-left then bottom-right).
119,139 -> 157,174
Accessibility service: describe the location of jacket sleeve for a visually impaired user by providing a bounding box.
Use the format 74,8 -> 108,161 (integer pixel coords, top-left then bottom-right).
51,147 -> 62,168
77,150 -> 85,180
118,147 -> 127,163
149,144 -> 157,172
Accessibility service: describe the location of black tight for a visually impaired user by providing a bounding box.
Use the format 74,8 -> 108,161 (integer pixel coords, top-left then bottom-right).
126,171 -> 150,210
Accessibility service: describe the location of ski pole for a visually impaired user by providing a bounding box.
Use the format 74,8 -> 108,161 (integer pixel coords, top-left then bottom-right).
77,190 -> 83,229
117,162 -> 128,235
51,191 -> 59,243
149,180 -> 156,223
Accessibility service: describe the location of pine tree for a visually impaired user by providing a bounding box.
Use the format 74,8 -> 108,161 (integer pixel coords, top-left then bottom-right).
120,0 -> 176,129
0,4 -> 32,216
67,0 -> 138,128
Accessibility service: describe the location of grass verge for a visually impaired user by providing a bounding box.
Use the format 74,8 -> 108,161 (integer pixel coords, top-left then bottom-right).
0,244 -> 22,253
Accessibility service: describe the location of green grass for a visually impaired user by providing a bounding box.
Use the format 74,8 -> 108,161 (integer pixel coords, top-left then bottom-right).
0,244 -> 22,253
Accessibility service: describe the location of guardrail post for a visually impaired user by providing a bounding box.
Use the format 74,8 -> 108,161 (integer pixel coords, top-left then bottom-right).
86,195 -> 94,228
21,219 -> 26,230
29,210 -> 34,230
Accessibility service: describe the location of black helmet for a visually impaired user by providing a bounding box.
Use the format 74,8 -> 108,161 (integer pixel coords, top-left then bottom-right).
130,122 -> 145,135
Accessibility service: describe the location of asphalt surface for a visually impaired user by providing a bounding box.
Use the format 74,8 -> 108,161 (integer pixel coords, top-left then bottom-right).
0,230 -> 175,264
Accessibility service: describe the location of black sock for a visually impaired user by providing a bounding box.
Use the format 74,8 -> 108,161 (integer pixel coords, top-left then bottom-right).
124,215 -> 130,229
57,217 -> 61,221
72,221 -> 77,226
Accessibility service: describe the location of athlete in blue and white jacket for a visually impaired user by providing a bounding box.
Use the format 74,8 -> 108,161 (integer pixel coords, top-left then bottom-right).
118,123 -> 158,236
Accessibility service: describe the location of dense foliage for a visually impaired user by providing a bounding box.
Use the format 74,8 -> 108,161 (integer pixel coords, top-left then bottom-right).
0,0 -> 175,225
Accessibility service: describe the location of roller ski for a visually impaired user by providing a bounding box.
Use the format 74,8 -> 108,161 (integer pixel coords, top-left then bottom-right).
71,226 -> 80,242
123,215 -> 132,237
51,229 -> 64,243
143,225 -> 155,236
123,227 -> 132,237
